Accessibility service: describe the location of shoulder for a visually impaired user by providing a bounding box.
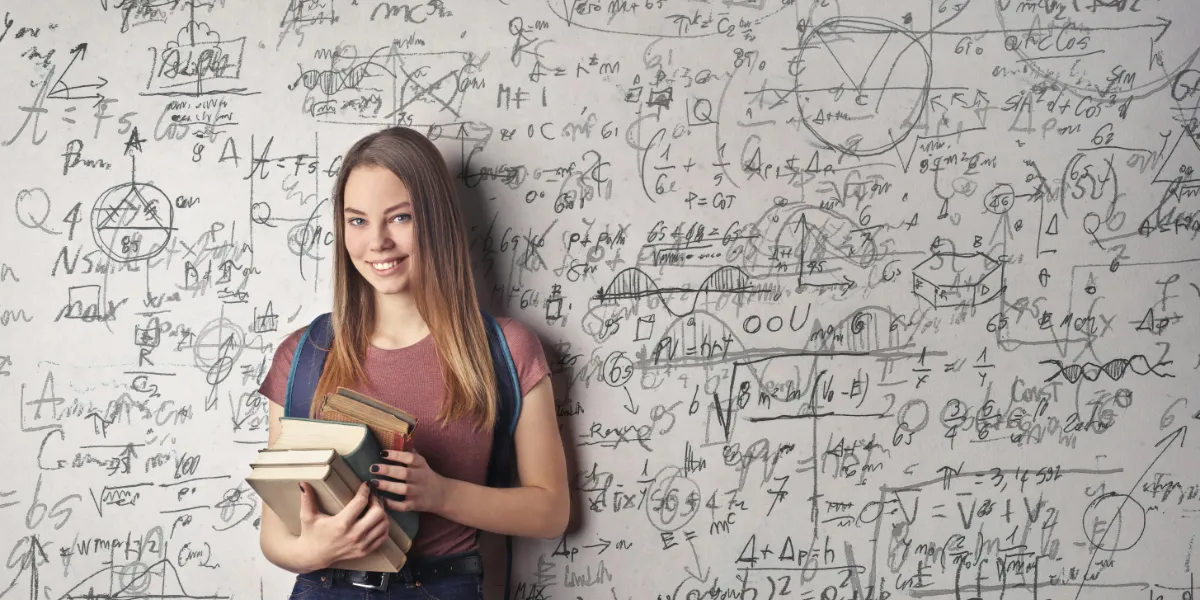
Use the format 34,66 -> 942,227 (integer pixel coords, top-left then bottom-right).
494,316 -> 543,353
272,325 -> 308,364
271,313 -> 334,362
495,315 -> 535,338
257,323 -> 309,406
491,315 -> 551,395
263,320 -> 316,380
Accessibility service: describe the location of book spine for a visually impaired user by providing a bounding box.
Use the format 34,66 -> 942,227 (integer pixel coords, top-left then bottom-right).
335,387 -> 418,429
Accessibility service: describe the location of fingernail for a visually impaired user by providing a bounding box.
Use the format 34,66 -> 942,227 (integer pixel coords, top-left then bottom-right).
370,464 -> 380,473
380,450 -> 389,459
298,484 -> 305,493
368,479 -> 380,489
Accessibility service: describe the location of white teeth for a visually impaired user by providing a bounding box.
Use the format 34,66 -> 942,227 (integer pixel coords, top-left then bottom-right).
371,259 -> 400,270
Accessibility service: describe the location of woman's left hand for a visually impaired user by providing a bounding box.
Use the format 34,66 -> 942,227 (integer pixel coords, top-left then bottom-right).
371,449 -> 450,514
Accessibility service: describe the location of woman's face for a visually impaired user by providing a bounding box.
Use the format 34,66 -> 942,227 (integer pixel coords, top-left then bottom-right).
342,165 -> 416,296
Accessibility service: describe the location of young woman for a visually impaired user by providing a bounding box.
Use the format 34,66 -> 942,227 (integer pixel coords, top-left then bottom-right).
256,126 -> 569,598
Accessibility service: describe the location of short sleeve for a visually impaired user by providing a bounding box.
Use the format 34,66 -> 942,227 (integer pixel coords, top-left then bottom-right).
257,327 -> 306,407
496,317 -> 551,397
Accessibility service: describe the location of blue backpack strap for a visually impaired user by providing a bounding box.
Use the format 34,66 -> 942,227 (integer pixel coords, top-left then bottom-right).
480,309 -> 523,600
481,309 -> 522,486
285,313 -> 334,418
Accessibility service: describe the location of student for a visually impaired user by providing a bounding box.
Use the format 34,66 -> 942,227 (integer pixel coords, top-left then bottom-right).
256,126 -> 569,598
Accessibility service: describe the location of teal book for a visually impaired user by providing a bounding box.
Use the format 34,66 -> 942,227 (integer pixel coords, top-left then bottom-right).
275,416 -> 419,542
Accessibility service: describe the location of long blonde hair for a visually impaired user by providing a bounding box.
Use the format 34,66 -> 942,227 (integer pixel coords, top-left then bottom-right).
312,127 -> 498,432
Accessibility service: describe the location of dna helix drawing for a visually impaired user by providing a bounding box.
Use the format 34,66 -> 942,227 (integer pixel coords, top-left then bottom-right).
1039,355 -> 1175,383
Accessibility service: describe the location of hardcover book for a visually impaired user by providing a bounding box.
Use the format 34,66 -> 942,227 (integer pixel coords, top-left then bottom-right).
318,386 -> 416,453
245,449 -> 410,572
273,410 -> 420,541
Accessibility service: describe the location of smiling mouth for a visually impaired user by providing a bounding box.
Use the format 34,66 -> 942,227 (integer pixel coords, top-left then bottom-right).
370,257 -> 406,271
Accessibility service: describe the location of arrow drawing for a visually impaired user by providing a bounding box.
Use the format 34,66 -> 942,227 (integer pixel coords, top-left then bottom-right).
582,537 -> 611,554
49,43 -> 109,102
622,386 -> 639,415
1073,426 -> 1187,600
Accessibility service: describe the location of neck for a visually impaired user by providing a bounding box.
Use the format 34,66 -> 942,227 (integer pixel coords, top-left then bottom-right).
370,290 -> 429,349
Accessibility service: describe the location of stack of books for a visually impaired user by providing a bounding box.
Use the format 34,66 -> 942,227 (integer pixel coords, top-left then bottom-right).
246,387 -> 418,572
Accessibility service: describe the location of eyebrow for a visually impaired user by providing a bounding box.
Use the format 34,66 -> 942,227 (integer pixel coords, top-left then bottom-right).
344,201 -> 411,216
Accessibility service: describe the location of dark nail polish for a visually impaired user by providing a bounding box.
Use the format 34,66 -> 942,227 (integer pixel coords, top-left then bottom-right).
368,479 -> 380,489
380,450 -> 389,459
370,464 -> 380,473
298,483 -> 305,493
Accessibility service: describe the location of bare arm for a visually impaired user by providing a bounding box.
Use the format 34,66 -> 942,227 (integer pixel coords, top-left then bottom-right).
436,376 -> 570,539
258,399 -> 391,573
254,329 -> 389,573
259,399 -> 329,573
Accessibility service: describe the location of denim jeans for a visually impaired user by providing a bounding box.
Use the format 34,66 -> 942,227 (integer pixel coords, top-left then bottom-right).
286,570 -> 483,600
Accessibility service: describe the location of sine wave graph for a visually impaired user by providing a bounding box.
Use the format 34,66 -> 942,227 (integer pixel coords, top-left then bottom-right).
593,266 -> 770,317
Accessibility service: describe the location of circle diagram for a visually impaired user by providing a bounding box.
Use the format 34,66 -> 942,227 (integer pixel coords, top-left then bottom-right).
1082,492 -> 1146,552
984,183 -> 1016,214
794,17 -> 933,157
91,182 -> 174,263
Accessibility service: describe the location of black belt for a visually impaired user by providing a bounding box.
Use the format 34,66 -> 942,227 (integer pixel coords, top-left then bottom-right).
330,551 -> 483,591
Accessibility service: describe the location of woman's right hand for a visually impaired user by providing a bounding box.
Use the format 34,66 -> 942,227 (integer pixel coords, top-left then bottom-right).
296,480 -> 391,570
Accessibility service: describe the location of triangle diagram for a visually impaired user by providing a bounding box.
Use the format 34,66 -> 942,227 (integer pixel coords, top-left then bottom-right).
95,197 -> 140,230
1136,307 -> 1160,333
1153,128 -> 1200,186
95,185 -> 169,231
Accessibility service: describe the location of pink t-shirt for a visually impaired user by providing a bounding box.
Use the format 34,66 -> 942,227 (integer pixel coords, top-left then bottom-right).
257,315 -> 551,559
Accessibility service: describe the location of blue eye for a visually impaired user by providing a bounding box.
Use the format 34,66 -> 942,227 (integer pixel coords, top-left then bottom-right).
394,214 -> 411,223
347,217 -> 365,226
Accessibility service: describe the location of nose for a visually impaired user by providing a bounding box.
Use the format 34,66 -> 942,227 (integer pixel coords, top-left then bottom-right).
368,223 -> 395,252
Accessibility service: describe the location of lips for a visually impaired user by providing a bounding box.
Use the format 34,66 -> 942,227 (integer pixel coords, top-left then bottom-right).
368,257 -> 407,274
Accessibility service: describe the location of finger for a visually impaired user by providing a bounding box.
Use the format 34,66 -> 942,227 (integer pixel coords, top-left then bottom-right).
339,481 -> 372,524
349,492 -> 388,538
370,463 -> 409,480
371,478 -> 408,497
298,482 -> 317,522
366,491 -> 389,523
348,515 -> 389,559
367,510 -> 390,540
384,497 -> 413,513
363,517 -> 391,553
378,494 -> 400,513
385,451 -> 414,465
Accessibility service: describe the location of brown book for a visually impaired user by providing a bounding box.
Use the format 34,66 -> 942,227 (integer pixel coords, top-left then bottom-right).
245,455 -> 409,572
318,387 -> 417,453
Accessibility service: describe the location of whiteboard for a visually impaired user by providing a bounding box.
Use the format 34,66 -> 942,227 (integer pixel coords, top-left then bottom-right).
2,0 -> 1199,599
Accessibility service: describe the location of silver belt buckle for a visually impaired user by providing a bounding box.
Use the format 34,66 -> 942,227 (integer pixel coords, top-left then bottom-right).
350,572 -> 389,591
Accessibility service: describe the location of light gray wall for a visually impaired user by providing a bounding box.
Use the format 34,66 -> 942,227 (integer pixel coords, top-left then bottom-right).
2,1 -> 1199,598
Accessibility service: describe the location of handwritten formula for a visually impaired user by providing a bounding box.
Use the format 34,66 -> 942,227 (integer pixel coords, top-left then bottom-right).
1,1 -> 1198,599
